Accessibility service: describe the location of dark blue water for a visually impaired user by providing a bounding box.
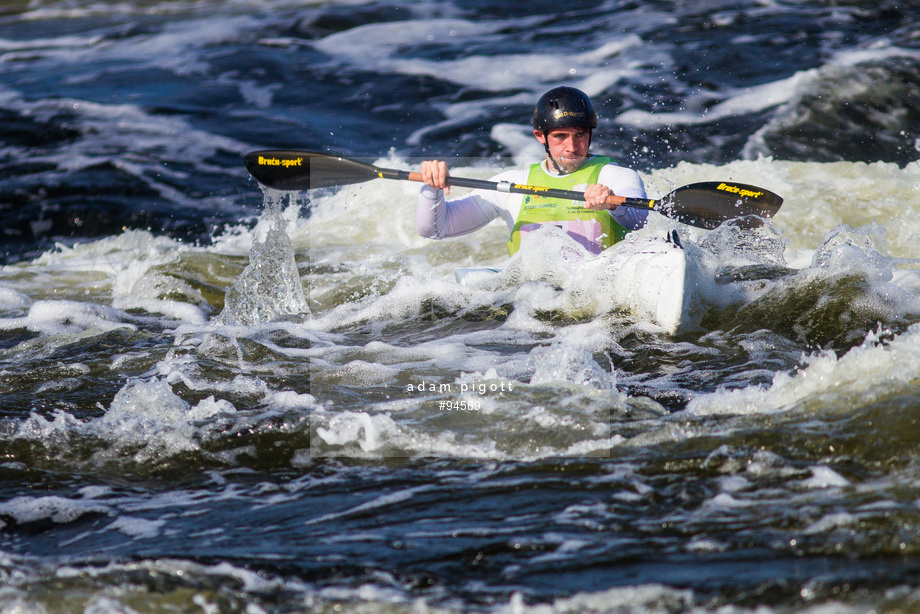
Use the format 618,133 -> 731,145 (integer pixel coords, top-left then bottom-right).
3,1 -> 920,612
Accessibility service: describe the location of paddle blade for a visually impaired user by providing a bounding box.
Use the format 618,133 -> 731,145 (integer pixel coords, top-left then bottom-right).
244,150 -> 379,191
659,181 -> 784,229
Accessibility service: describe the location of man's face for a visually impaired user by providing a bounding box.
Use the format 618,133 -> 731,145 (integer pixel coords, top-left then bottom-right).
534,126 -> 591,173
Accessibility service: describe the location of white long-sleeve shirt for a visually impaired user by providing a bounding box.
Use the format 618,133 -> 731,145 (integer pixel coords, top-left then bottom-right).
415,159 -> 648,251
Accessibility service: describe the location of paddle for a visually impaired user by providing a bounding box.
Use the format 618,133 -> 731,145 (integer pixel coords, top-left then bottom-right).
244,150 -> 783,230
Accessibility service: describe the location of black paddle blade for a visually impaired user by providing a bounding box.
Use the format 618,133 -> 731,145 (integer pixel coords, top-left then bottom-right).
660,181 -> 784,229
244,150 -> 380,191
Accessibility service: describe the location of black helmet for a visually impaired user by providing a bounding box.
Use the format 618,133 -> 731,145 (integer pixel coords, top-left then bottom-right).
532,86 -> 598,131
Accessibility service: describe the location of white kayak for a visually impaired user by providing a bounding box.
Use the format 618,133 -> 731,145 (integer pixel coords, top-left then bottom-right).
454,231 -> 700,335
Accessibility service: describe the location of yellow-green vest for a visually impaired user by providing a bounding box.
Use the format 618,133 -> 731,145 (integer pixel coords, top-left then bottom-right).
507,156 -> 629,255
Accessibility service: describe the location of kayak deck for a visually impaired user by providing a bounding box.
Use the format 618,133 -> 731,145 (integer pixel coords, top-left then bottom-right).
454,233 -> 694,335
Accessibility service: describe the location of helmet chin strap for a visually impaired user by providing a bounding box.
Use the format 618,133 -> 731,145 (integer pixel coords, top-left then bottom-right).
542,132 -> 565,175
542,129 -> 592,176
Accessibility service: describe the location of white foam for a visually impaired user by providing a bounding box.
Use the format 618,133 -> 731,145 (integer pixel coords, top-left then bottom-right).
107,516 -> 166,539
10,379 -> 239,468
618,71 -> 812,129
314,19 -> 638,94
496,585 -> 694,614
0,286 -> 31,311
315,19 -> 493,65
3,231 -> 219,327
314,18 -> 649,144
704,492 -> 751,510
267,390 -> 318,411
0,495 -> 110,527
687,323 -> 920,417
78,485 -> 113,499
314,411 -> 398,452
803,465 -> 851,489
111,297 -> 207,324
619,43 -> 920,132
54,557 -> 291,595
803,511 -> 858,535
303,483 -> 425,526
0,300 -> 135,335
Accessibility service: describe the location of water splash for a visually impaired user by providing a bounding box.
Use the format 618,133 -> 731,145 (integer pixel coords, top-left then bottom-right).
214,189 -> 309,325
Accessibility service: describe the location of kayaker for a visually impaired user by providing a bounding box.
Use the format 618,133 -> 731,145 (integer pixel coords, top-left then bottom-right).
416,86 -> 648,255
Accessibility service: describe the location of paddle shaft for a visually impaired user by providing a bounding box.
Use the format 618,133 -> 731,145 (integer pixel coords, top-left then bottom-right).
386,169 -> 642,210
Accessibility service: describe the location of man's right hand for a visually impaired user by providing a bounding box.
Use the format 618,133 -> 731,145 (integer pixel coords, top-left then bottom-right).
420,160 -> 450,192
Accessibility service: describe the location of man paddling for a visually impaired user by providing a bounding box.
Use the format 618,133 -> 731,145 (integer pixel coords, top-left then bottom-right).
416,86 -> 648,255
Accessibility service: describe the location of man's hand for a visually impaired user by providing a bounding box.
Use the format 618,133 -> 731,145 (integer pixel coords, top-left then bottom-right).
420,160 -> 450,192
583,183 -> 614,209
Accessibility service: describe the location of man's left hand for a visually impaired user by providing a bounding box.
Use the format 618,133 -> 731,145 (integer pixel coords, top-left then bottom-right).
583,184 -> 614,209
